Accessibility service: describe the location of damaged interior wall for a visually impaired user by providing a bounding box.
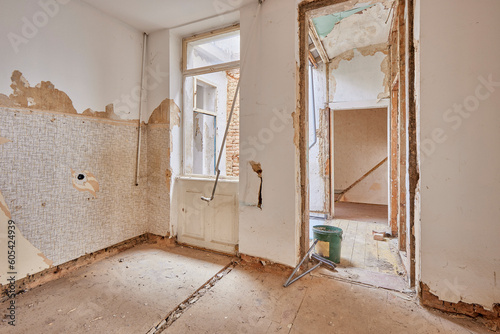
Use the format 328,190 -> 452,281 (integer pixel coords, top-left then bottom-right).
226,69 -> 240,177
329,45 -> 390,104
0,107 -> 149,284
0,0 -> 150,283
417,0 -> 500,311
1,0 -> 143,119
308,2 -> 391,213
239,0 -> 300,267
334,108 -> 388,205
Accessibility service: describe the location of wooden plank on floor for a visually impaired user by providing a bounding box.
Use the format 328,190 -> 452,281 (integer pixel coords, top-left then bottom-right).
342,220 -> 357,266
364,222 -> 380,273
351,221 -> 366,269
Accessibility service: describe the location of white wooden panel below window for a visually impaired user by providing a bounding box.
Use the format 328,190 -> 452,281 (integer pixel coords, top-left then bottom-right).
178,178 -> 238,254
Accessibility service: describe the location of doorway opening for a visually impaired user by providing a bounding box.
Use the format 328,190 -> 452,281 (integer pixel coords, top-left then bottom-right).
301,0 -> 416,290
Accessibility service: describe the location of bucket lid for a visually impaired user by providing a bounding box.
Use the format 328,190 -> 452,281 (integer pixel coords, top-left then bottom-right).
312,225 -> 343,235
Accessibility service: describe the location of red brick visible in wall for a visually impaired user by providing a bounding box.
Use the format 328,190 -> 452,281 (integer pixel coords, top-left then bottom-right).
226,69 -> 240,177
421,283 -> 500,330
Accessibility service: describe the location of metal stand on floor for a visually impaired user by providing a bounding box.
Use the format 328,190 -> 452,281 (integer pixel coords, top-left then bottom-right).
283,239 -> 337,287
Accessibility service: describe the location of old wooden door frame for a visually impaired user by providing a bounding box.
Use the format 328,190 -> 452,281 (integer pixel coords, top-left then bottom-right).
297,0 -> 417,287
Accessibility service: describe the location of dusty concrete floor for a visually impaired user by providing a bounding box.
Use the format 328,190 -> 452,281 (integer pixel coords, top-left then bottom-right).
0,244 -> 493,333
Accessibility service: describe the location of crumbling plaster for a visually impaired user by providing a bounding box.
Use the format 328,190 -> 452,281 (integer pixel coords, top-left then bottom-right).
319,1 -> 393,59
0,0 -> 144,119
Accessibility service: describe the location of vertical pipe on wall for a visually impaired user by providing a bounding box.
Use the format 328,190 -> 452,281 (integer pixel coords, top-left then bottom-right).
135,32 -> 148,186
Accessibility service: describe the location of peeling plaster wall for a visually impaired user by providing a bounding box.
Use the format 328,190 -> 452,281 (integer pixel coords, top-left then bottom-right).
0,168 -> 51,284
0,0 -> 150,282
321,1 -> 393,59
330,47 -> 389,103
239,0 -> 299,267
0,0 -> 143,119
418,0 -> 500,310
0,108 -> 148,283
309,63 -> 330,213
309,46 -> 389,212
334,108 -> 388,205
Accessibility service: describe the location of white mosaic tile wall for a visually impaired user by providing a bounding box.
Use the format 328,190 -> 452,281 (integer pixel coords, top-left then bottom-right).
0,107 -> 149,266
147,125 -> 170,236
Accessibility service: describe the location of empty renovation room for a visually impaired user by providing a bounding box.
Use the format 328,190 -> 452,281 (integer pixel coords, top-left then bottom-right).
0,0 -> 498,333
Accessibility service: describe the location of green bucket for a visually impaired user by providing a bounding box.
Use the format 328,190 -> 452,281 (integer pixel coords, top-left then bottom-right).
312,225 -> 343,264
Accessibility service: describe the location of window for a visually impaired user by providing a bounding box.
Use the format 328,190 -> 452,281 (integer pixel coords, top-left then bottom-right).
183,25 -> 240,177
185,30 -> 240,71
193,78 -> 217,175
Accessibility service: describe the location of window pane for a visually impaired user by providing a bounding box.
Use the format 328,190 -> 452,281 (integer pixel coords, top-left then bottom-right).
195,80 -> 217,113
193,113 -> 216,175
187,30 -> 240,70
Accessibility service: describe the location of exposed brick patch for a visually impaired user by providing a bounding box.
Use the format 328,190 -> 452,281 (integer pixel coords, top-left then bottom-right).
421,283 -> 500,330
225,69 -> 240,177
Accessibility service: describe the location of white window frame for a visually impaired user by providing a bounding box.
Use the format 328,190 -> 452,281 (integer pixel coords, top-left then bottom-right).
182,24 -> 240,77
182,24 -> 241,177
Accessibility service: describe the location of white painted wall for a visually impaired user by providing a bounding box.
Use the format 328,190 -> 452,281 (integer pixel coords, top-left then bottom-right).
0,0 -> 143,118
308,48 -> 388,212
239,0 -> 299,267
418,0 -> 500,310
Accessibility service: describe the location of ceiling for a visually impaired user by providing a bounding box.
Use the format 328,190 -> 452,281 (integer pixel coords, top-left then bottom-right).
82,0 -> 255,33
311,0 -> 394,60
